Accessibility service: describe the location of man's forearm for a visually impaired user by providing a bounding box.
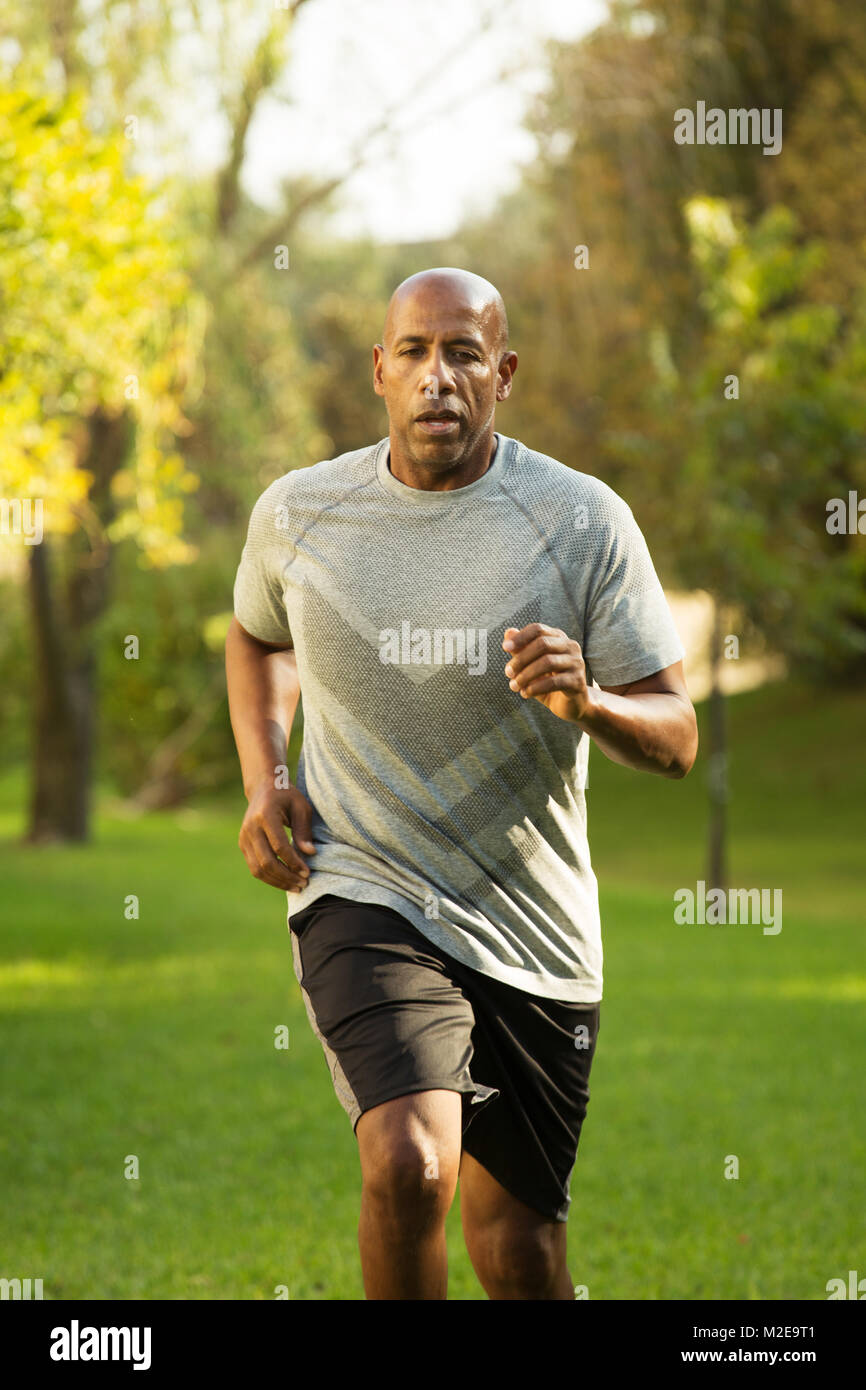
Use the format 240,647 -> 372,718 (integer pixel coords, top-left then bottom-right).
572,686 -> 698,779
502,624 -> 698,780
225,617 -> 301,798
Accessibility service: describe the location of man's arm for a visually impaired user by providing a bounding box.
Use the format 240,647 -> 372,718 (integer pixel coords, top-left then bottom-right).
225,616 -> 317,890
580,661 -> 697,778
502,625 -> 698,779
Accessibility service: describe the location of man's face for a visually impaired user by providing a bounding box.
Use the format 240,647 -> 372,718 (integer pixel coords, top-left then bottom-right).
373,283 -> 513,471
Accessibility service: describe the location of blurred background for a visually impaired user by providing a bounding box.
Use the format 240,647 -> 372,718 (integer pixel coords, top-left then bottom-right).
0,0 -> 863,1300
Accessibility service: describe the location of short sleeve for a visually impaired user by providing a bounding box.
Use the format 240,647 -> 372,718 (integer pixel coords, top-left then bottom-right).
582,495 -> 684,687
233,482 -> 294,646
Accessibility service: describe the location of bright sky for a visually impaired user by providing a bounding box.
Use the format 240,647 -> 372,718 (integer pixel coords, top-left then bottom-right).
190,0 -> 606,242
3,0 -> 605,240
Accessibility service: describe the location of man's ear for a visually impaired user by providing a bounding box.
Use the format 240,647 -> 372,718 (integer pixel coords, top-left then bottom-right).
496,350 -> 518,401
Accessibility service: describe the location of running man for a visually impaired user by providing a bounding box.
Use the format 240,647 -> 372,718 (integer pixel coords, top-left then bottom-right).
226,267 -> 698,1300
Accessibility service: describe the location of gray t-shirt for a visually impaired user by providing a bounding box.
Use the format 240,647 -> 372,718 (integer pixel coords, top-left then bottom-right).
233,432 -> 685,1002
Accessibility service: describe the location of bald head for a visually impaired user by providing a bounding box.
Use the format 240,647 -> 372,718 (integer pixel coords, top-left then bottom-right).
383,267 -> 509,359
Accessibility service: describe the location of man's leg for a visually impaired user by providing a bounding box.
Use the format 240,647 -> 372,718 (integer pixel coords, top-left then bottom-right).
459,1150 -> 574,1300
356,1088 -> 463,1299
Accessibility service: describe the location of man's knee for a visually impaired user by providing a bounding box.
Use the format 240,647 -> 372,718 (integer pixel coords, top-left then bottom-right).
473,1215 -> 566,1296
362,1134 -> 456,1219
357,1090 -> 461,1220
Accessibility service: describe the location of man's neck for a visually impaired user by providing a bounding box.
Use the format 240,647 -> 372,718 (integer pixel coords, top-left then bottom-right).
387,431 -> 498,492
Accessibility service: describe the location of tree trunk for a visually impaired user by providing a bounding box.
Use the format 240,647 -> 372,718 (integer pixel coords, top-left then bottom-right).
27,538 -> 90,840
706,596 -> 729,891
26,406 -> 133,843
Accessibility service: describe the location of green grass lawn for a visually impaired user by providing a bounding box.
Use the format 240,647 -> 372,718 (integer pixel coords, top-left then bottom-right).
0,678 -> 863,1300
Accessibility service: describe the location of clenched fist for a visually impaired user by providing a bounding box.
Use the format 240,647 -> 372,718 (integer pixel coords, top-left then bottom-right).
503,623 -> 593,723
238,778 -> 317,892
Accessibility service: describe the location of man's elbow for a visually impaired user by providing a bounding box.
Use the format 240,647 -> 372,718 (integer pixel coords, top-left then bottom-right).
666,713 -> 699,779
666,758 -> 691,780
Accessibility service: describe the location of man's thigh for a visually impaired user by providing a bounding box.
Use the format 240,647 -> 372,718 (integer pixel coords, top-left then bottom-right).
458,1149 -> 572,1298
458,1149 -> 567,1249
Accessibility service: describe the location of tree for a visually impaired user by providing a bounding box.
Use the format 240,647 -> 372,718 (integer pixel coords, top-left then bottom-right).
2,0 -> 527,822
654,197 -> 866,882
0,83 -> 205,839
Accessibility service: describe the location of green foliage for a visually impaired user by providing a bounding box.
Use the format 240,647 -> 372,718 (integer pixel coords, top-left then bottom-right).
0,82 -> 205,563
94,531 -> 306,801
655,198 -> 866,676
97,537 -> 233,796
181,226 -> 328,527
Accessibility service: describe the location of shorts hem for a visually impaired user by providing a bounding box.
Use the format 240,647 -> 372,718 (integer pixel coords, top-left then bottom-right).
350,1078 -> 499,1133
461,1132 -> 573,1224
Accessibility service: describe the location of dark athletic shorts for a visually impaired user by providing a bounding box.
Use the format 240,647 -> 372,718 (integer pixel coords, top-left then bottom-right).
288,893 -> 601,1223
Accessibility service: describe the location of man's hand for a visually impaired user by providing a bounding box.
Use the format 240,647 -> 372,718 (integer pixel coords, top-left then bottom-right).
503,624 -> 591,723
239,777 -> 317,892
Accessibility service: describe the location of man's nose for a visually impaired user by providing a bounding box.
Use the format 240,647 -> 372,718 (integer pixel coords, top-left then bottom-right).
421,351 -> 456,397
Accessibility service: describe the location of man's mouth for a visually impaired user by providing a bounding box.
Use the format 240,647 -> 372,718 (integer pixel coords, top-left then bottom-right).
416,411 -> 460,434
